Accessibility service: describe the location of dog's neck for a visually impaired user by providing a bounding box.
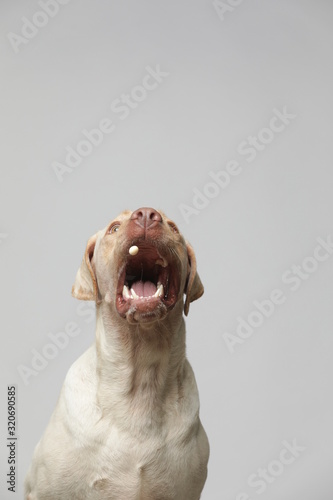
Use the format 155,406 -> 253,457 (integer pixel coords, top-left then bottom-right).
94,300 -> 187,432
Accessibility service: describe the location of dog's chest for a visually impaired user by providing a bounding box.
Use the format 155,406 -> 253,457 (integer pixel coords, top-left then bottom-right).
58,347 -> 206,499
80,429 -> 203,500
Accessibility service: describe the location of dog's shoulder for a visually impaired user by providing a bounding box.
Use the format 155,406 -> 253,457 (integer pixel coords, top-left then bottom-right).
64,344 -> 97,391
59,345 -> 102,435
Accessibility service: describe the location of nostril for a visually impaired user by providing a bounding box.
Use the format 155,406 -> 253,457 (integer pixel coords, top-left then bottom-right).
145,208 -> 162,225
130,207 -> 162,227
131,209 -> 143,221
148,210 -> 161,221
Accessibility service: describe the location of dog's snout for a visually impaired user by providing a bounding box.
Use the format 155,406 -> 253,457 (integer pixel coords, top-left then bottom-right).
130,207 -> 162,229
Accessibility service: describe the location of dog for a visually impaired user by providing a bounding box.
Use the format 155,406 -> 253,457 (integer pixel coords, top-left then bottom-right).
25,207 -> 209,500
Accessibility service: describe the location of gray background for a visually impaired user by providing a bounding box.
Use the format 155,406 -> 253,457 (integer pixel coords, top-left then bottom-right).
1,0 -> 333,498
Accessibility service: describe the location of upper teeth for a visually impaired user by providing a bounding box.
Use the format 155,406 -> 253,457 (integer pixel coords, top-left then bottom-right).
122,285 -> 132,300
122,283 -> 164,300
131,287 -> 140,299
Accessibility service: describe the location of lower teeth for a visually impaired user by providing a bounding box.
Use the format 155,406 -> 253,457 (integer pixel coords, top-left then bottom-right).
122,283 -> 164,300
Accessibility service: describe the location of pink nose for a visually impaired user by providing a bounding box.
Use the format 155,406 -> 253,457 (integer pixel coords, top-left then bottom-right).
130,207 -> 162,229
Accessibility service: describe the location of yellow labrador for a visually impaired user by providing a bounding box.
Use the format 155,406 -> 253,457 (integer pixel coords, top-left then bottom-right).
25,208 -> 209,500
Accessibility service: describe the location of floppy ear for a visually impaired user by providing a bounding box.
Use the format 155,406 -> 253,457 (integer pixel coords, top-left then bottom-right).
72,234 -> 98,301
184,242 -> 204,316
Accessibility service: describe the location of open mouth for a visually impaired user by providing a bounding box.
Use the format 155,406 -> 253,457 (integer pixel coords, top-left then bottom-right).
116,243 -> 179,320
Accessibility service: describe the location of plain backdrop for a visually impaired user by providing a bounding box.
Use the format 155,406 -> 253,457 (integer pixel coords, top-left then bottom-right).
1,1 -> 333,498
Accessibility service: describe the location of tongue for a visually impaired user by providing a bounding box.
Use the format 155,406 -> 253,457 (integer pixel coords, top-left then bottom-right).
131,280 -> 157,297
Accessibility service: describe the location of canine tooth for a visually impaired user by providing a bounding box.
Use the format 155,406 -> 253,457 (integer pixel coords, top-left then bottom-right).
131,288 -> 139,299
153,283 -> 164,298
129,245 -> 139,256
122,285 -> 131,300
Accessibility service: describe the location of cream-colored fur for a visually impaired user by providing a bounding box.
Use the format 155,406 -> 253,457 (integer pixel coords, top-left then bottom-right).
25,209 -> 209,500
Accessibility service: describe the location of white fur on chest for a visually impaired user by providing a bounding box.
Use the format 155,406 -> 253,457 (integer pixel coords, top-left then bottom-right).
50,345 -> 206,499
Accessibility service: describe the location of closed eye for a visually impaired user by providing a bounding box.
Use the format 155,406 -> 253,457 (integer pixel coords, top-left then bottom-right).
167,222 -> 179,234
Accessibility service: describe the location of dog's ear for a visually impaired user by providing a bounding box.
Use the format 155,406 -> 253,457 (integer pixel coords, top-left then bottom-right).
72,234 -> 98,301
184,242 -> 204,316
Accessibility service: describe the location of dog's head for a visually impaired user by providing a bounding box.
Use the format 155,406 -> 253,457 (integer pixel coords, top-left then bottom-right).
72,208 -> 203,324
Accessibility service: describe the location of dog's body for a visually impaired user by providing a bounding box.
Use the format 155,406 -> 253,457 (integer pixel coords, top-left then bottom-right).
25,208 -> 209,500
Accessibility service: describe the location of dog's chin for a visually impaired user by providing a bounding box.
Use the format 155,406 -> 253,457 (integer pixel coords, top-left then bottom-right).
116,289 -> 176,324
122,298 -> 169,325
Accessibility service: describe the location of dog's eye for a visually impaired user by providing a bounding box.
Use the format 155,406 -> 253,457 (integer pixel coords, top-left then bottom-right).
109,224 -> 120,234
168,222 -> 179,234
